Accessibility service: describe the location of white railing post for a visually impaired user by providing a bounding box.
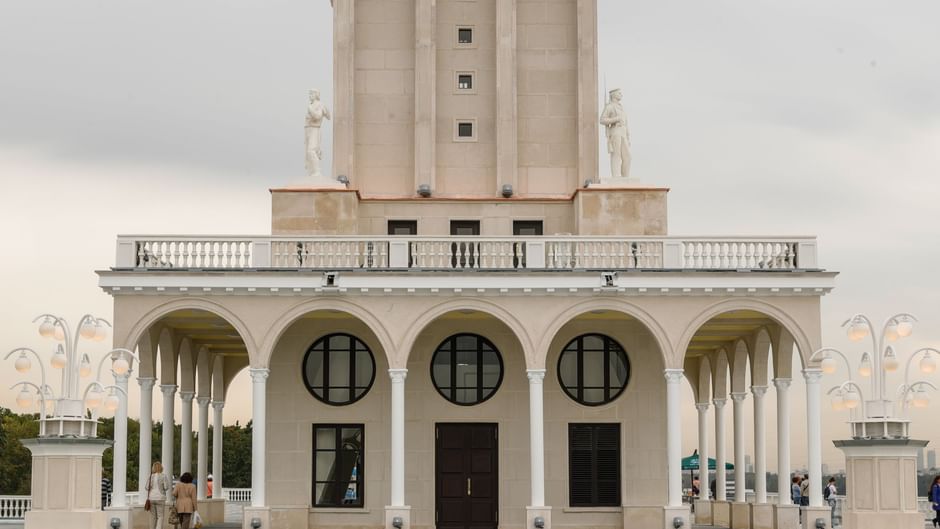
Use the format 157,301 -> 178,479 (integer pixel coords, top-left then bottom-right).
389,240 -> 410,268
116,238 -> 137,267
796,241 -> 818,269
662,241 -> 684,268
251,240 -> 271,268
525,241 -> 545,269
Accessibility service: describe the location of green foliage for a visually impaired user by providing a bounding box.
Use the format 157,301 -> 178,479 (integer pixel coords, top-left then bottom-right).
0,408 -> 40,495
0,409 -> 252,493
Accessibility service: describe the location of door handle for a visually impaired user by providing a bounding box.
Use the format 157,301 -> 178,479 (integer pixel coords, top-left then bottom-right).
467,477 -> 471,496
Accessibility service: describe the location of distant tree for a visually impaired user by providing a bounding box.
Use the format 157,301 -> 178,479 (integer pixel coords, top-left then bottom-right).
0,408 -> 40,494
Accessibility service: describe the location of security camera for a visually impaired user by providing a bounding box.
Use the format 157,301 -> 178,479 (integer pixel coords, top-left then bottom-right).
322,271 -> 339,287
110,518 -> 121,529
501,184 -> 514,198
673,516 -> 685,528
417,184 -> 432,197
533,516 -> 545,528
392,516 -> 404,528
601,271 -> 617,287
814,518 -> 826,529
251,517 -> 263,529
337,174 -> 350,186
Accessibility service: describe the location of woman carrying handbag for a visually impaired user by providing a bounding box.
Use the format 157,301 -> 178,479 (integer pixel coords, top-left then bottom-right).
145,462 -> 171,529
173,472 -> 198,529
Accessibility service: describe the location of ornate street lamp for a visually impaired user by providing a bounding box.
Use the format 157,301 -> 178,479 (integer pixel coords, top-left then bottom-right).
814,313 -> 938,529
4,314 -> 139,438
810,312 -> 936,440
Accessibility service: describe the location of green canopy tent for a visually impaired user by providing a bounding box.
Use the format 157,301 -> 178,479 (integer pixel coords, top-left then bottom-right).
682,450 -> 734,498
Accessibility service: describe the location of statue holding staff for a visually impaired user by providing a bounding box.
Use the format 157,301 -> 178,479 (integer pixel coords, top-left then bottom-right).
305,89 -> 331,178
599,88 -> 631,179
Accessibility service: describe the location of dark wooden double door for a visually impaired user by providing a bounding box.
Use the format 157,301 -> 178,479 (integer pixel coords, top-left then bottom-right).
435,423 -> 498,529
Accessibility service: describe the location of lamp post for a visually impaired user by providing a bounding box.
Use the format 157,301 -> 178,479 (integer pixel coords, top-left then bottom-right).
812,312 -> 936,529
4,314 -> 139,529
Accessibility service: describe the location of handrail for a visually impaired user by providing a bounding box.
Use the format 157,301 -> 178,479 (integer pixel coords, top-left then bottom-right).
115,235 -> 819,271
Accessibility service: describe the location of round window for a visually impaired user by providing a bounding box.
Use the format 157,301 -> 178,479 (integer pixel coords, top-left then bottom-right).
557,334 -> 630,406
431,334 -> 503,406
302,333 -> 376,406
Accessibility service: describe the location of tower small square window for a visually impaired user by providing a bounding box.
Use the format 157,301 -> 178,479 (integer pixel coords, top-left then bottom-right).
457,73 -> 473,90
458,121 -> 474,139
458,27 -> 473,44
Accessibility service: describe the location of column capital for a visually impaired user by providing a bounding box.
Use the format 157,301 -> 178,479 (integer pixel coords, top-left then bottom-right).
772,377 -> 792,390
179,391 -> 196,403
750,385 -> 769,398
730,392 -> 748,403
211,401 -> 225,411
695,402 -> 710,413
389,368 -> 408,382
663,368 -> 684,384
160,384 -> 178,395
249,368 -> 270,382
802,368 -> 824,383
196,396 -> 211,408
138,377 -> 156,390
526,369 -> 547,383
712,398 -> 727,409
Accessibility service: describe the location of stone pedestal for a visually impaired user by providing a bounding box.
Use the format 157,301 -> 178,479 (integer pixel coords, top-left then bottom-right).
834,438 -> 927,529
574,186 -> 668,236
730,502 -> 752,529
713,500 -> 732,527
271,188 -> 359,235
772,504 -> 800,529
199,498 -> 226,525
800,506 -> 832,529
662,505 -> 691,529
385,506 -> 412,529
526,506 -> 552,529
693,499 -> 713,525
242,506 -> 270,529
22,437 -> 112,529
749,503 -> 774,529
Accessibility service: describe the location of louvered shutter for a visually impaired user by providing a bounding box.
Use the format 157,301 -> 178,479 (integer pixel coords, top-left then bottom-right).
568,424 -> 621,507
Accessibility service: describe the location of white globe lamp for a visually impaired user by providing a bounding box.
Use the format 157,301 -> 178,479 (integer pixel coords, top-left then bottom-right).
14,353 -> 31,373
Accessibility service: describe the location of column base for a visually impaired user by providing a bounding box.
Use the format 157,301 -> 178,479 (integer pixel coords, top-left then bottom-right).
800,506 -> 832,529
749,503 -> 774,529
730,502 -> 751,529
526,506 -> 552,529
103,506 -> 132,529
199,498 -> 226,525
663,505 -> 691,529
385,505 -> 412,529
242,506 -> 270,529
772,504 -> 800,529
842,511 -> 922,529
693,500 -> 713,525
713,501 -> 731,526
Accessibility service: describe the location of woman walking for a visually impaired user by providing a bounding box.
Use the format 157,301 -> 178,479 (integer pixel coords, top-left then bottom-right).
173,472 -> 198,529
145,462 -> 171,529
930,475 -> 940,528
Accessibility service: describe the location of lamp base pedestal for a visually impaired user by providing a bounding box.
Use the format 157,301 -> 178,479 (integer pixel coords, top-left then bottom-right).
834,437 -> 928,529
21,437 -> 112,529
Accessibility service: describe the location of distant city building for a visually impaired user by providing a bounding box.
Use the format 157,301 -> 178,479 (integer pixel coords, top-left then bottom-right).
929,450 -> 937,470
746,455 -> 754,474
918,448 -> 925,471
822,464 -> 830,476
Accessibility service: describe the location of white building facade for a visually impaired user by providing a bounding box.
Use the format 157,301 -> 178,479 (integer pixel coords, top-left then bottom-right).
97,2 -> 836,529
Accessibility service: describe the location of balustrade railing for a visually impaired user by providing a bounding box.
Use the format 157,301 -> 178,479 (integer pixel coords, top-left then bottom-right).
116,236 -> 818,271
223,488 -> 252,503
0,496 -> 30,520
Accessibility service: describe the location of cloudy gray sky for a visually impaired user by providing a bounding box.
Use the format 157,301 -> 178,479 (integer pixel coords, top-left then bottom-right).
1,1 -> 939,474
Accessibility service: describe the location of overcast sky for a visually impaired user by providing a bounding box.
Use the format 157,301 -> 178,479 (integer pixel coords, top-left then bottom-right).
1,1 -> 939,474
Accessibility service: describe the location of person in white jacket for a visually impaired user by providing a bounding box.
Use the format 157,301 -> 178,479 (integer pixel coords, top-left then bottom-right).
146,461 -> 172,529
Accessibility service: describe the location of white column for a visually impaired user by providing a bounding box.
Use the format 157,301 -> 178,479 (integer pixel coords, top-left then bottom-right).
112,370 -> 131,508
712,399 -> 728,501
695,402 -> 710,500
713,399 -> 727,501
665,369 -> 684,507
773,378 -> 792,506
196,396 -> 210,500
730,392 -> 747,503
527,369 -> 546,507
751,386 -> 768,504
389,368 -> 408,507
250,368 -> 269,508
212,401 -> 224,492
803,368 -> 823,507
138,377 -> 155,499
160,384 -> 177,476
179,391 -> 195,475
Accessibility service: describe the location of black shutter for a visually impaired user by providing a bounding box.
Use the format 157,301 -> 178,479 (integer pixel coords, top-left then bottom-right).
568,424 -> 621,507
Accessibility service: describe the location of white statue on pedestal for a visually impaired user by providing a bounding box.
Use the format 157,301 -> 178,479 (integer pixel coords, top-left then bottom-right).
305,89 -> 331,178
599,88 -> 632,180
